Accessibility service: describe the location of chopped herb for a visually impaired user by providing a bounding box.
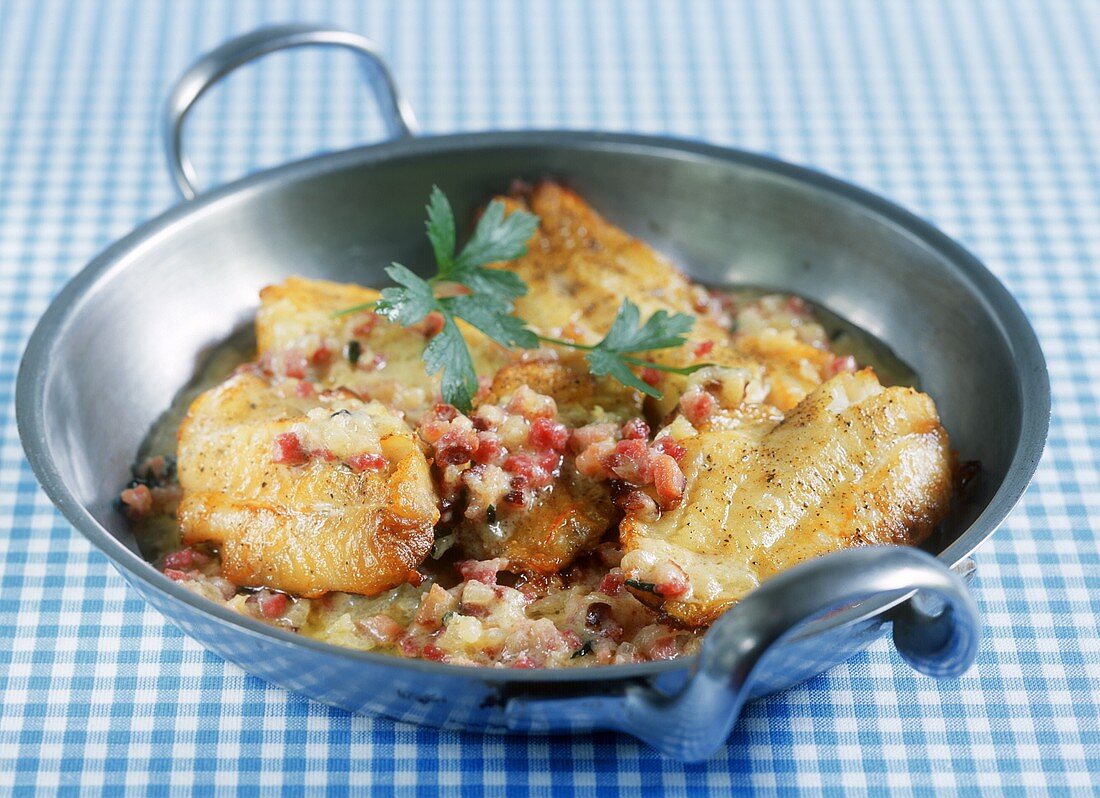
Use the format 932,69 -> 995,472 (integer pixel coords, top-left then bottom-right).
431,533 -> 455,560
345,339 -> 362,366
571,640 -> 594,659
441,611 -> 456,625
486,504 -> 497,524
336,187 -> 710,409
624,578 -> 658,594
330,409 -> 351,418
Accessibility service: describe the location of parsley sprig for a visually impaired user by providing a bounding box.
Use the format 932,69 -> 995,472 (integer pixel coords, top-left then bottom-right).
336,187 -> 710,410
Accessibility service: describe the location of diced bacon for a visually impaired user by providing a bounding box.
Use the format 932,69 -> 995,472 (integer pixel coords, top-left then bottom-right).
506,386 -> 556,420
138,455 -> 170,483
422,642 -> 446,661
651,561 -> 691,598
294,380 -> 315,398
621,417 -> 650,441
414,584 -> 458,630
398,634 -> 421,657
641,367 -> 663,387
653,437 -> 687,462
272,433 -> 310,466
511,656 -> 538,669
616,488 -> 659,521
652,454 -> 687,509
457,559 -> 504,585
164,568 -> 192,582
679,388 -> 717,426
347,453 -> 386,472
646,635 -> 681,661
357,614 -> 403,645
257,591 -> 289,619
606,439 -> 653,484
419,419 -> 450,445
536,451 -> 562,473
430,403 -> 460,423
528,417 -> 570,451
502,454 -> 538,480
829,354 -> 858,376
367,353 -> 387,371
575,440 -> 615,478
598,570 -> 625,597
120,484 -> 153,518
693,340 -> 715,358
163,548 -> 210,571
436,427 -> 479,465
310,448 -> 338,463
310,345 -> 332,365
785,295 -> 809,314
352,315 -> 379,337
472,431 -> 503,465
284,353 -> 308,379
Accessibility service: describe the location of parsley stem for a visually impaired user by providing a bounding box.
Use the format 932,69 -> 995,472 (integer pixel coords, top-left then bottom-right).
535,334 -> 595,351
536,335 -> 713,375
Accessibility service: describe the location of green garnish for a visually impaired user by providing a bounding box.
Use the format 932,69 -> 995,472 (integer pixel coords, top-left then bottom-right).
571,640 -> 594,659
336,187 -> 711,410
345,340 -> 362,366
624,578 -> 658,594
431,532 -> 455,560
441,611 -> 456,625
538,300 -> 711,399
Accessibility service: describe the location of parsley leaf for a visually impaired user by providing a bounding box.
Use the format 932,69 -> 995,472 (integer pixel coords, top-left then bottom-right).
599,300 -> 696,353
425,186 -> 457,270
454,199 -> 540,272
581,299 -> 707,399
374,263 -> 437,326
423,313 -> 479,411
587,347 -> 660,397
443,295 -> 539,350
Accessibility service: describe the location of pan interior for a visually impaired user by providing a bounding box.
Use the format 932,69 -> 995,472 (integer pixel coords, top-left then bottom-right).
23,135 -> 1042,654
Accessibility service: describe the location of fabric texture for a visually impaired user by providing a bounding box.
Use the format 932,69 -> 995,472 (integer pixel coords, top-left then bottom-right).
0,0 -> 1097,794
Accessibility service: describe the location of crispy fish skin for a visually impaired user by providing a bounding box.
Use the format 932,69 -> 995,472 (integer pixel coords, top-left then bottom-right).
176,372 -> 438,597
620,370 -> 955,627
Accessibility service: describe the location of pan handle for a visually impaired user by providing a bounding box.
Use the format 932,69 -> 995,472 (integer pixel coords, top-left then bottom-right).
163,24 -> 418,200
505,546 -> 979,762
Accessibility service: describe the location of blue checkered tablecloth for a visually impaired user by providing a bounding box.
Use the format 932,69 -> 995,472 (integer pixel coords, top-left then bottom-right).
1,0 -> 1098,794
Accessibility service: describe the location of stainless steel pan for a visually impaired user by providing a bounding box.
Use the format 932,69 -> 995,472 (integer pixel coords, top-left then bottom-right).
16,25 -> 1049,761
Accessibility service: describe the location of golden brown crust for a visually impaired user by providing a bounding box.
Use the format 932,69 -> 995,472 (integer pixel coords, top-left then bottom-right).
620,370 -> 955,627
452,465 -> 618,575
177,372 -> 438,597
494,183 -> 708,343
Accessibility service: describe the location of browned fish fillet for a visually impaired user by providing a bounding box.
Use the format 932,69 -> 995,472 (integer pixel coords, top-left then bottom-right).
176,372 -> 438,597
620,370 -> 955,627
